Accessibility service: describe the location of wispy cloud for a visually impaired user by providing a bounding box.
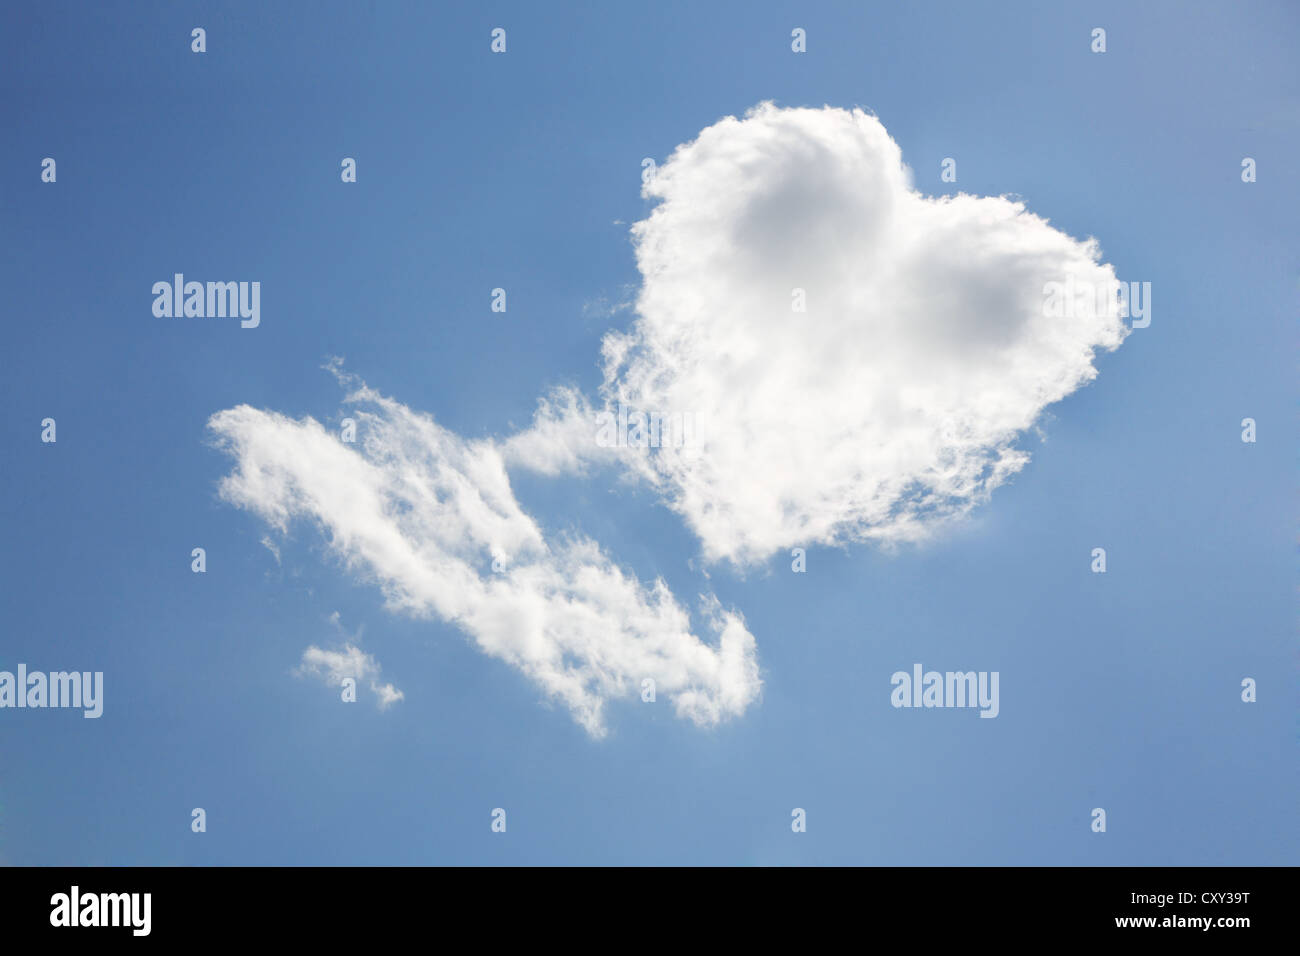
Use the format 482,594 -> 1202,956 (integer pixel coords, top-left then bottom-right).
297,641 -> 404,710
210,378 -> 760,737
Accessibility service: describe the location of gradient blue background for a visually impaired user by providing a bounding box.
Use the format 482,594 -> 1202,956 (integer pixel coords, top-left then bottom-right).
1,0 -> 1295,865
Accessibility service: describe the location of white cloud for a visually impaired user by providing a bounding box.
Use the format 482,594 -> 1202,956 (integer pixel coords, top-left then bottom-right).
215,102 -> 1129,733
210,379 -> 760,737
581,286 -> 635,320
297,642 -> 404,710
507,102 -> 1130,566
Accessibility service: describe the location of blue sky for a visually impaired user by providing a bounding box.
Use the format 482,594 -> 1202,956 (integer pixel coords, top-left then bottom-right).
1,0 -> 1296,865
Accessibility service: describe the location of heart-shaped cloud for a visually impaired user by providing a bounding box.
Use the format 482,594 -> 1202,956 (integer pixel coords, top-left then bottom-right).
511,102 -> 1130,566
